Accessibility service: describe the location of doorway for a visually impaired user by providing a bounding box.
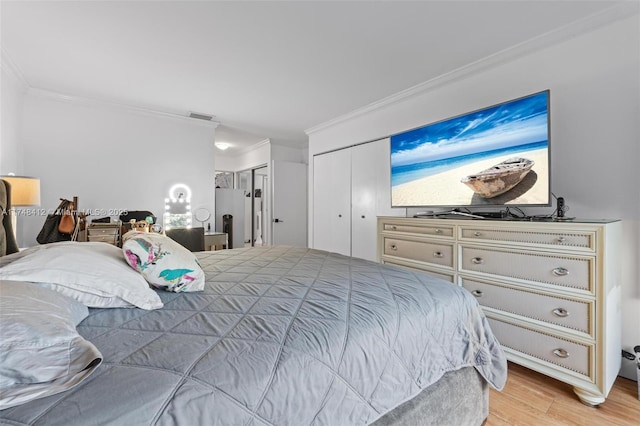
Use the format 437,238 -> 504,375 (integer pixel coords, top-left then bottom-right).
271,160 -> 307,247
238,165 -> 269,247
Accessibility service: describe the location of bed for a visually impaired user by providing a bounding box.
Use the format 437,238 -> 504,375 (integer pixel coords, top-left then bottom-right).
0,181 -> 507,425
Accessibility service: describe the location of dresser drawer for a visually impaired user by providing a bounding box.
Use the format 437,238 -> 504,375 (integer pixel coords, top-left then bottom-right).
87,235 -> 118,244
382,259 -> 455,283
460,226 -> 594,251
460,246 -> 593,292
383,223 -> 454,238
88,227 -> 119,235
462,278 -> 592,335
487,318 -> 592,378
383,237 -> 454,269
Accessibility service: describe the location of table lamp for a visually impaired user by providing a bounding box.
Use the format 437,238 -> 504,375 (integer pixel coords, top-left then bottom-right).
0,175 -> 41,239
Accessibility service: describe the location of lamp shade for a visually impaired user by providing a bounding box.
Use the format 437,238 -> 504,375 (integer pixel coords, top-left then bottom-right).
0,175 -> 41,206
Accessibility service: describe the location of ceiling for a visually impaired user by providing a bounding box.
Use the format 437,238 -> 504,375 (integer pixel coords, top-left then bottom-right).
0,1 -> 627,155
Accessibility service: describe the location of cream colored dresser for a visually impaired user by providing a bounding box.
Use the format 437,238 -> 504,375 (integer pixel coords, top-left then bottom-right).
377,216 -> 622,405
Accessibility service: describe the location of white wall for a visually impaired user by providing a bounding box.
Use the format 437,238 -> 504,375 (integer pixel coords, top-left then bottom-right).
0,60 -> 26,175
308,15 -> 640,379
19,93 -> 217,245
214,155 -> 240,173
216,141 -> 307,173
216,141 -> 270,173
272,143 -> 308,164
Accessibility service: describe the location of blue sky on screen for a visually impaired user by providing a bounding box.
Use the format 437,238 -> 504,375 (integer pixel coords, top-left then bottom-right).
391,92 -> 549,167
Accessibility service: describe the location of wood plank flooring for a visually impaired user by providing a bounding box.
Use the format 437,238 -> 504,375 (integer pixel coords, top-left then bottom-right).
487,362 -> 640,426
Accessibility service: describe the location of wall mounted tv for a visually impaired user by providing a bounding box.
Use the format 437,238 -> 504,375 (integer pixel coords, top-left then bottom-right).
390,90 -> 550,209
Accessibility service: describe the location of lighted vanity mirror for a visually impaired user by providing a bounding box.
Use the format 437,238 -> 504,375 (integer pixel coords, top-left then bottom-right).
164,183 -> 193,230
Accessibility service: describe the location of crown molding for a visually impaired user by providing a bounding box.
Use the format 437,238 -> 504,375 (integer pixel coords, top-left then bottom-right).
238,138 -> 271,155
216,138 -> 272,158
25,87 -> 220,129
0,47 -> 29,92
305,2 -> 638,136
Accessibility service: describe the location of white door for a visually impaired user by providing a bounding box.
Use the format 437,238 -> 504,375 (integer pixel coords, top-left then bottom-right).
271,160 -> 308,247
313,148 -> 351,256
351,138 -> 406,261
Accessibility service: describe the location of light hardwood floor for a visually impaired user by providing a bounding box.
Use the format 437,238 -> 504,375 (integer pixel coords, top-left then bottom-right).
487,362 -> 640,426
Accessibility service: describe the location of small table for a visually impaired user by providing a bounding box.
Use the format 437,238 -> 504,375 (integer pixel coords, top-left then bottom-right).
204,232 -> 228,250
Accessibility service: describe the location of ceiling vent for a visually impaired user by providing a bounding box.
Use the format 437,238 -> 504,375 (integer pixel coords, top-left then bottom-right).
188,112 -> 215,121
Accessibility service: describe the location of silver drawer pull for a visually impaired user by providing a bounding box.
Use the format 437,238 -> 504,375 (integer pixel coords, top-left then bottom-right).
557,236 -> 566,243
552,308 -> 569,317
553,348 -> 570,358
389,244 -> 397,251
433,251 -> 444,258
471,257 -> 484,265
552,267 -> 569,276
474,231 -> 482,237
471,290 -> 483,297
391,225 -> 397,230
434,229 -> 443,234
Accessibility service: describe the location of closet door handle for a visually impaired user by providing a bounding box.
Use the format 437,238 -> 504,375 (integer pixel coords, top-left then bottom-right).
552,308 -> 569,317
552,267 -> 569,276
471,257 -> 484,265
553,349 -> 570,358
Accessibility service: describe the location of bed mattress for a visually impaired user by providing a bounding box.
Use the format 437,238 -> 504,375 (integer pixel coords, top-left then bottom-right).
0,246 -> 506,425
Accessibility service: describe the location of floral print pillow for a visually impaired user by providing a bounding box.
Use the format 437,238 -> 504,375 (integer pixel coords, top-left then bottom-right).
122,231 -> 205,292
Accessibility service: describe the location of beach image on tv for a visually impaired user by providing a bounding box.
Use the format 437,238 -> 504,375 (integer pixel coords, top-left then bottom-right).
390,91 -> 550,207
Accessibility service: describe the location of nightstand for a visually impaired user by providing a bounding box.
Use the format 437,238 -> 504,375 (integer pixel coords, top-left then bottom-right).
204,232 -> 227,250
87,223 -> 121,246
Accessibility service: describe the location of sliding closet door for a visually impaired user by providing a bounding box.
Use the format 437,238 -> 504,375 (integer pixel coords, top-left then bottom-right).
351,138 -> 404,261
313,148 -> 351,256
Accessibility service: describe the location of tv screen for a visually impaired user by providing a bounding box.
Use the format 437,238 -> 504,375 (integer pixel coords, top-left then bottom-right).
390,90 -> 550,208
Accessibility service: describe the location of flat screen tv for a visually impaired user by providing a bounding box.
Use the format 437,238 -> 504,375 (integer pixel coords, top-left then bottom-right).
390,90 -> 550,209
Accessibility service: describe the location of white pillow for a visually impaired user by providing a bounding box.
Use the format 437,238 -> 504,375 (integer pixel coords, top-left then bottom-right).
122,231 -> 205,292
0,280 -> 103,409
0,241 -> 163,310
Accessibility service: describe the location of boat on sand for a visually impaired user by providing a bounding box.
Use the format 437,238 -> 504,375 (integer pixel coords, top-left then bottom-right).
461,157 -> 534,198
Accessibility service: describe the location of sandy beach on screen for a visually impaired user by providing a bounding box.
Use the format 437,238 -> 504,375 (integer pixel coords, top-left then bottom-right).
392,148 -> 549,207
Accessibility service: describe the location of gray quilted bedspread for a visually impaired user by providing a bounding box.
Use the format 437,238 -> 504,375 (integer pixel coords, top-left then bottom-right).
0,246 -> 506,425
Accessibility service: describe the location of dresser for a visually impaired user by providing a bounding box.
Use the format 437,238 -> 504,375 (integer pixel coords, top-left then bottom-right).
377,216 -> 622,405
